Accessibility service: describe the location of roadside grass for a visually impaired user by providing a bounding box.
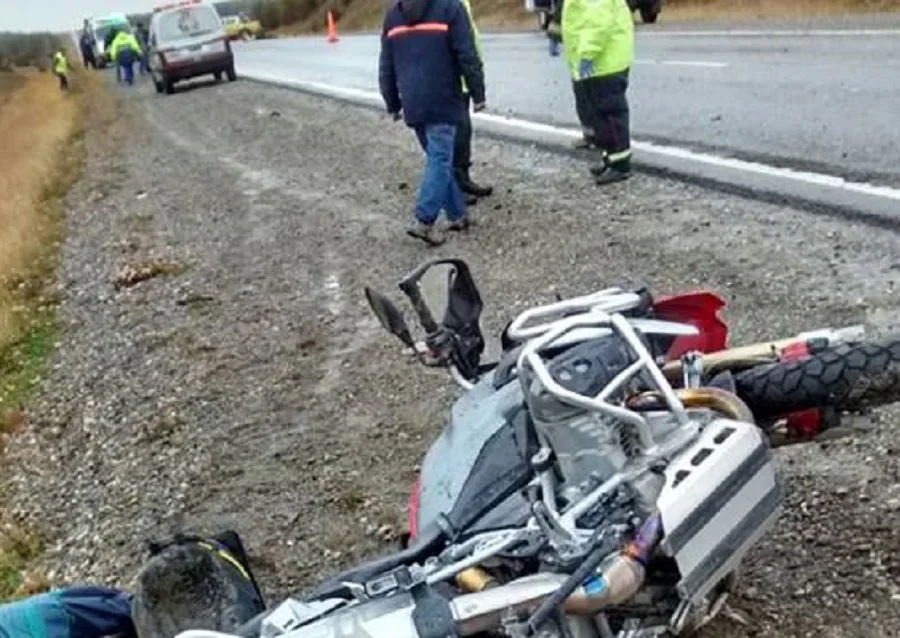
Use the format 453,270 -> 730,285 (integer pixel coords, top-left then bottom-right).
0,66 -> 89,601
662,0 -> 900,22
274,0 -> 900,34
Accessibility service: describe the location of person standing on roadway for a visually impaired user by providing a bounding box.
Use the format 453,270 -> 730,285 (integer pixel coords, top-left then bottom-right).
548,0 -> 597,151
79,20 -> 97,69
562,0 -> 634,184
454,0 -> 494,204
135,23 -> 151,77
110,29 -> 144,87
379,0 -> 486,247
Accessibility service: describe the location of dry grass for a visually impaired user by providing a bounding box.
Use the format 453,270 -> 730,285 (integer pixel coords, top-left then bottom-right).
0,520 -> 46,600
276,0 -> 900,33
663,0 -> 900,22
0,67 -> 89,601
0,70 -> 84,415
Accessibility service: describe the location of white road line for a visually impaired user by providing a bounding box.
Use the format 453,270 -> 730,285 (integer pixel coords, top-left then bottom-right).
635,59 -> 728,67
642,28 -> 900,37
661,60 -> 728,68
242,71 -> 900,207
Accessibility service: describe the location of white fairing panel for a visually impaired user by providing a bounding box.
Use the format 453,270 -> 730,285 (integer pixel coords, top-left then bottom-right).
657,418 -> 784,603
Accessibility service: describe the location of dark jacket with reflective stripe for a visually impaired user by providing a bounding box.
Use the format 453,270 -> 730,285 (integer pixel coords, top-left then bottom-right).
379,0 -> 485,126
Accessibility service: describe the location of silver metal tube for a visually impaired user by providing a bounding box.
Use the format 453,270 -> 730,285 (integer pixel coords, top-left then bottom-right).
449,364 -> 475,390
426,532 -> 520,585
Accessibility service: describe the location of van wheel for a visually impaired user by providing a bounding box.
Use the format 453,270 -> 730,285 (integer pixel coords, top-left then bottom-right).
154,79 -> 164,94
226,65 -> 237,82
164,78 -> 175,95
214,71 -> 222,81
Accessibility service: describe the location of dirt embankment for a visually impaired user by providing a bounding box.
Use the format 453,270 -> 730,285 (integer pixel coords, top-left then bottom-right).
0,75 -> 898,636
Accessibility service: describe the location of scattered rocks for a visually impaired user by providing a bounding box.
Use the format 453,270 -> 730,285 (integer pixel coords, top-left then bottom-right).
0,80 -> 897,638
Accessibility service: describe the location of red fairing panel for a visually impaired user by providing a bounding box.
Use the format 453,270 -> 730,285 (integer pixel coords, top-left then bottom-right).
653,292 -> 729,361
408,476 -> 422,540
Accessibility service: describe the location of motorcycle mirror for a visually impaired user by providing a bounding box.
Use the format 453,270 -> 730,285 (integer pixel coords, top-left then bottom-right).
364,286 -> 415,348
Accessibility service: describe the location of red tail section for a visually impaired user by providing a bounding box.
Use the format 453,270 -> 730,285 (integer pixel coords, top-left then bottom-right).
653,292 -> 729,360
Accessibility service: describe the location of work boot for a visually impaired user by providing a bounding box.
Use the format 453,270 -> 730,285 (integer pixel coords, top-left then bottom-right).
456,169 -> 493,198
466,193 -> 478,206
595,165 -> 631,186
448,217 -> 471,232
406,220 -> 446,246
589,163 -> 608,177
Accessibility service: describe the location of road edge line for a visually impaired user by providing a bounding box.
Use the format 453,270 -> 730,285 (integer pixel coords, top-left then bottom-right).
240,72 -> 900,226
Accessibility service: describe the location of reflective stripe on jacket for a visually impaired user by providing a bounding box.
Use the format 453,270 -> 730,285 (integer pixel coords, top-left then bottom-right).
561,0 -> 633,80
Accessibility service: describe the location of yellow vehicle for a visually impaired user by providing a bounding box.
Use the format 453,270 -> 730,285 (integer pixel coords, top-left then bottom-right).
222,13 -> 262,41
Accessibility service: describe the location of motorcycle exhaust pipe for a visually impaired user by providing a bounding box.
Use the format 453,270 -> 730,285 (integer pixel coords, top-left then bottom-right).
628,386 -> 755,424
450,554 -> 645,636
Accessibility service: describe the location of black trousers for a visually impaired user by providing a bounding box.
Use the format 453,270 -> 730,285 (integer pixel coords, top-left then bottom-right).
454,93 -> 472,172
572,70 -> 631,167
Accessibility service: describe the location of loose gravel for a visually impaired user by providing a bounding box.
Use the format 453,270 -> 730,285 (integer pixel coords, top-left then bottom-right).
2,76 -> 898,637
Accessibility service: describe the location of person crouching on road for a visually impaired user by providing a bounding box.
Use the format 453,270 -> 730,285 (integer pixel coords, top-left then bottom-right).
562,0 -> 634,185
379,0 -> 486,247
454,0 -> 493,204
52,50 -> 69,91
110,29 -> 143,87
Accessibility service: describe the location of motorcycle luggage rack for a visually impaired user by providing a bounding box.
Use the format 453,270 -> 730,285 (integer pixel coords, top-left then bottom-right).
506,288 -> 645,342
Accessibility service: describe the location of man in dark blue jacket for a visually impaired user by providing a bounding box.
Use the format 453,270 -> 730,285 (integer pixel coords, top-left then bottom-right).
379,0 -> 486,246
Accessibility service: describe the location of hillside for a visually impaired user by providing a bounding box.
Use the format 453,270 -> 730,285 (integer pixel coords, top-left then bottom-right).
260,0 -> 900,34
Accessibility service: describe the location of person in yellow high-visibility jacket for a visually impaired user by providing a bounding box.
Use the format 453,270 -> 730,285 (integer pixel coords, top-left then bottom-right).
455,0 -> 493,202
109,29 -> 143,87
52,50 -> 69,91
562,0 -> 634,184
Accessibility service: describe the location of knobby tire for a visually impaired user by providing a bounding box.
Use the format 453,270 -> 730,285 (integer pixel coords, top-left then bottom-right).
733,337 -> 900,421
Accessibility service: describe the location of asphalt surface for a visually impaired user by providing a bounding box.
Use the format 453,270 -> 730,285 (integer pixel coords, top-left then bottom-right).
234,27 -> 900,187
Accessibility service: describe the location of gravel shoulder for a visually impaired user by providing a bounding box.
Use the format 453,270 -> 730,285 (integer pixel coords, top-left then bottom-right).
3,76 -> 898,636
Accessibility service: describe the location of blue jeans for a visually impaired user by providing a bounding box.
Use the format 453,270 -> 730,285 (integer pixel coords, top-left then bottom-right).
413,123 -> 466,225
118,49 -> 135,85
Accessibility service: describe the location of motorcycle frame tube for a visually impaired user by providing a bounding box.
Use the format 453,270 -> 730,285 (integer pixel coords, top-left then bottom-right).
506,289 -> 643,341
517,310 -> 691,450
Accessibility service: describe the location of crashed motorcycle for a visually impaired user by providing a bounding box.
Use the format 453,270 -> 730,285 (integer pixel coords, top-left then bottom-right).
179,258 -> 900,638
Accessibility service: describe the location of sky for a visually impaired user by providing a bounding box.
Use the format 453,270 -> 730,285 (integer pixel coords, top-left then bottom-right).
3,1 -> 154,33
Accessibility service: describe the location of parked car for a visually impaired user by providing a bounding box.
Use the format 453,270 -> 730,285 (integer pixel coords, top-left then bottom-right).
524,0 -> 663,28
222,13 -> 262,41
147,0 -> 236,95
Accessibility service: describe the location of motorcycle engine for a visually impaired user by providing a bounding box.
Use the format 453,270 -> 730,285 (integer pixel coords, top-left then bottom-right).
523,335 -> 674,511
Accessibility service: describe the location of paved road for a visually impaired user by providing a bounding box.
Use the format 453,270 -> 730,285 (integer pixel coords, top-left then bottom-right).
235,28 -> 900,187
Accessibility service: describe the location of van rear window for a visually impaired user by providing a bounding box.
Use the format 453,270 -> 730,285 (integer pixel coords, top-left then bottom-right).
157,6 -> 220,42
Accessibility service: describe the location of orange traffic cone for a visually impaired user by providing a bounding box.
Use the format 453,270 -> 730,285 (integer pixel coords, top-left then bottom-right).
327,11 -> 339,43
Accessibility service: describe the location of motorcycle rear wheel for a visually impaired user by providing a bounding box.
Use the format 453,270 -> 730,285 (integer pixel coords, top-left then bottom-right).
733,337 -> 900,421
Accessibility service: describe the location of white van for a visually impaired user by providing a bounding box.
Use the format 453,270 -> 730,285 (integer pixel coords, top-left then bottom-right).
148,0 -> 236,95
88,13 -> 131,67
